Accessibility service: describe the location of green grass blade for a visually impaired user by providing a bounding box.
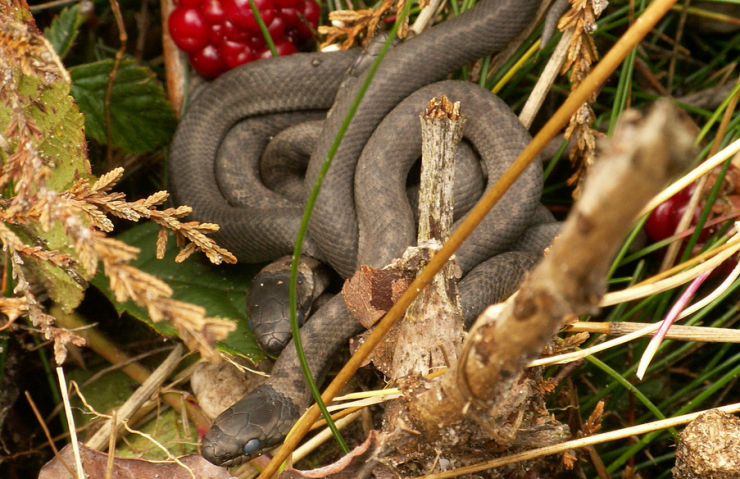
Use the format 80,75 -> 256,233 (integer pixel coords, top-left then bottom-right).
288,0 -> 416,454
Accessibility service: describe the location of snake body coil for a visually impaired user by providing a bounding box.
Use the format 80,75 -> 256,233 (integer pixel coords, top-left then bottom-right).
170,0 -> 553,466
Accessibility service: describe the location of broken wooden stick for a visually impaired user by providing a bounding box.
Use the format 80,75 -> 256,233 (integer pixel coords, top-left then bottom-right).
408,99 -> 695,444
390,96 -> 466,381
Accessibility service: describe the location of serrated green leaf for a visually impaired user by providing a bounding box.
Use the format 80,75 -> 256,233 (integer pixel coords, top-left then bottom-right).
44,4 -> 86,59
91,222 -> 266,363
70,59 -> 177,153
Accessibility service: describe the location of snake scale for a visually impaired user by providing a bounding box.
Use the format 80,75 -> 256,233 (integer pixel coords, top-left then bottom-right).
169,0 -> 559,466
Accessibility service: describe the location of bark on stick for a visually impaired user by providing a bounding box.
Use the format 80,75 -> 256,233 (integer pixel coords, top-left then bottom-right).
390,96 -> 466,381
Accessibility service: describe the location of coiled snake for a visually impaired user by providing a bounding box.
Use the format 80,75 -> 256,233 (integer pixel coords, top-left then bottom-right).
169,0 -> 559,466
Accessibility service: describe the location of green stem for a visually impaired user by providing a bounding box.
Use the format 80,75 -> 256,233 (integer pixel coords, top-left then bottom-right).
288,0 -> 415,454
247,0 -> 278,57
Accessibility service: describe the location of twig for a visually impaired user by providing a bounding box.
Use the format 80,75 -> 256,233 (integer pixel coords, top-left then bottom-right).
391,96 -> 465,380
71,384 -> 197,479
58,367 -> 85,479
86,344 -> 184,451
411,0 -> 445,34
29,0 -> 79,11
53,308 -> 211,432
519,28 -> 574,129
292,410 -> 364,464
566,320 -> 740,344
382,95 -> 466,433
667,0 -> 690,94
26,391 -> 72,476
160,0 -> 189,116
411,100 -> 694,433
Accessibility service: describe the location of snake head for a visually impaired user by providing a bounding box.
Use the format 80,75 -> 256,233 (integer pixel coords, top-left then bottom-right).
248,255 -> 331,356
201,384 -> 300,467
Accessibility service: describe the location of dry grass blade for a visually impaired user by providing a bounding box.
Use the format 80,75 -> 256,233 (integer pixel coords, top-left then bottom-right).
601,232 -> 740,306
411,403 -> 740,479
639,138 -> 740,218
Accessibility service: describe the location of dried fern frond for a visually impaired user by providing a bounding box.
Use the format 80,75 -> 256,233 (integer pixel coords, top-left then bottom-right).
0,6 -> 235,363
319,0 -> 401,50
559,0 -> 608,197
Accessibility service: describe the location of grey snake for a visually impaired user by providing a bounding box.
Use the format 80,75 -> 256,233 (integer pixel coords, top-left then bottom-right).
168,0 -> 559,466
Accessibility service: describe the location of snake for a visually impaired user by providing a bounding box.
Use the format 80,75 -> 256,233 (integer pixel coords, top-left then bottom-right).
169,0 -> 560,466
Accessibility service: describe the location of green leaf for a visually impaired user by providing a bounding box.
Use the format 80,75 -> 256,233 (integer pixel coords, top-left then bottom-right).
70,59 -> 177,153
44,4 -> 87,59
91,222 -> 266,363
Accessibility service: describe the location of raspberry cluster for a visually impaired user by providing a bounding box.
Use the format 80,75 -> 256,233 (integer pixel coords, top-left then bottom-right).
169,0 -> 319,78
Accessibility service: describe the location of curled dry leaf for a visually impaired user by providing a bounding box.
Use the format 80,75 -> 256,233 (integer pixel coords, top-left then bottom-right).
280,431 -> 382,479
38,443 -> 238,479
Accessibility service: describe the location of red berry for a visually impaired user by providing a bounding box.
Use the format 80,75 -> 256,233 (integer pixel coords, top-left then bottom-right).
244,33 -> 264,50
178,0 -> 204,7
646,200 -> 680,242
296,0 -> 319,39
279,7 -> 299,28
266,15 -> 285,39
258,38 -> 298,58
645,192 -> 702,242
222,19 -> 251,41
169,7 -> 210,52
220,40 -> 255,68
209,22 -> 225,43
201,0 -> 226,24
189,44 -> 228,78
273,0 -> 301,8
284,27 -> 299,45
223,0 -> 276,33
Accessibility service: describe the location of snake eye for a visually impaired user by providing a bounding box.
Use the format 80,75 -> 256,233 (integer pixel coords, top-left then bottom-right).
243,438 -> 261,455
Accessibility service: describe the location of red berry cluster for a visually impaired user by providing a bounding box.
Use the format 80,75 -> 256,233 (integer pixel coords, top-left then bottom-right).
169,0 -> 319,78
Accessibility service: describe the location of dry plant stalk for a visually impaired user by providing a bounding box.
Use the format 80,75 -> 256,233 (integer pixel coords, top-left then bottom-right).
406,100 -> 695,453
1,8 -> 235,363
560,0 -> 608,196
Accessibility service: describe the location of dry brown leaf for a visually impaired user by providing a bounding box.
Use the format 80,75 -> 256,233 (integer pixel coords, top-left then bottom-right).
38,443 -> 237,479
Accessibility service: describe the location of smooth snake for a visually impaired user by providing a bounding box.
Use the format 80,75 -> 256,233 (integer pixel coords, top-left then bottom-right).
169,0 -> 560,466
